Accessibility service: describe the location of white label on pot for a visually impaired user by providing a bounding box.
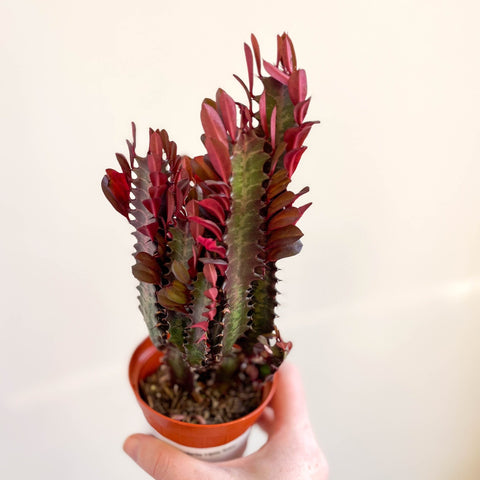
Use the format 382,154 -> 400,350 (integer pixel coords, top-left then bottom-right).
150,427 -> 252,462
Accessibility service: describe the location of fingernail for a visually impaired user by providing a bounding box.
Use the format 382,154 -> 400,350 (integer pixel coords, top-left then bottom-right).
123,436 -> 140,461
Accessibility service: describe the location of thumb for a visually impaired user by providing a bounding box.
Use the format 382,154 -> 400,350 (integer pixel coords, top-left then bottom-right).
269,363 -> 310,430
123,434 -> 209,479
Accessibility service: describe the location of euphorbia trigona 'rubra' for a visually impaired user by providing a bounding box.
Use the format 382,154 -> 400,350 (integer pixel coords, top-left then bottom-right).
102,33 -> 317,392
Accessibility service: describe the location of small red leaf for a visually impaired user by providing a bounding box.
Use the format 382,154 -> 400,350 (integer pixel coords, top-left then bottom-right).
286,35 -> 297,70
202,308 -> 216,321
270,105 -> 277,146
295,186 -> 310,199
263,60 -> 290,85
200,259 -> 227,276
149,130 -> 163,155
283,35 -> 294,73
147,152 -> 163,174
216,89 -> 238,142
202,179 -> 230,196
185,199 -> 198,217
268,240 -> 303,262
209,193 -> 230,212
165,188 -> 175,225
201,103 -> 228,145
203,97 -> 216,109
205,136 -> 231,183
294,98 -> 311,125
268,191 -> 296,217
196,333 -> 208,343
251,34 -> 262,76
142,197 -> 163,217
266,170 -> 291,201
137,222 -> 159,241
237,103 -> 253,130
190,321 -> 209,331
284,122 -> 317,150
259,91 -> 268,135
288,69 -> 307,105
268,224 -> 304,247
297,202 -> 312,218
204,287 -> 218,301
197,236 -> 227,256
268,207 -> 301,231
233,74 -> 251,109
105,168 -> 129,194
149,172 -> 168,188
267,187 -> 309,219
171,260 -> 190,284
186,201 -> 203,238
115,153 -> 131,183
132,263 -> 161,284
164,280 -> 189,304
175,179 -> 189,217
284,146 -> 307,177
157,289 -> 185,311
102,169 -> 131,218
189,216 -> 223,240
244,43 -> 254,95
203,263 -> 218,285
135,252 -> 160,269
276,34 -> 282,67
197,198 -> 226,225
189,155 -> 220,182
268,142 -> 286,176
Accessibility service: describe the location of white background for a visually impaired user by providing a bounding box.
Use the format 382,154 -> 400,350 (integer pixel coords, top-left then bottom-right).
1,1 -> 479,479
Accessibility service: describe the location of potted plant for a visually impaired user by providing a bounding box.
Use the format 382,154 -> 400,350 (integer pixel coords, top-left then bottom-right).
102,33 -> 317,461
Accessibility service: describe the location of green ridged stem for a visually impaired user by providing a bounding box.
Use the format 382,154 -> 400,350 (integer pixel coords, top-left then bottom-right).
222,132 -> 269,354
131,156 -> 166,347
185,273 -> 209,366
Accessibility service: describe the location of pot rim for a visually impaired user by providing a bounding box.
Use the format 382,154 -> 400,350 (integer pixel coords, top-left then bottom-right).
129,336 -> 277,430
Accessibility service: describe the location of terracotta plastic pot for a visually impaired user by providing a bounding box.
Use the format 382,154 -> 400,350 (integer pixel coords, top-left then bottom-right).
128,337 -> 277,461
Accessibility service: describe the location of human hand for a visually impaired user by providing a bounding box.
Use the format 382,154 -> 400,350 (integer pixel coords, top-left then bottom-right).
123,363 -> 328,479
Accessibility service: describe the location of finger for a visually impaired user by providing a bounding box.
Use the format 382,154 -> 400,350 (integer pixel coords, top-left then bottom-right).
256,406 -> 275,434
123,434 -> 209,479
269,363 -> 310,429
